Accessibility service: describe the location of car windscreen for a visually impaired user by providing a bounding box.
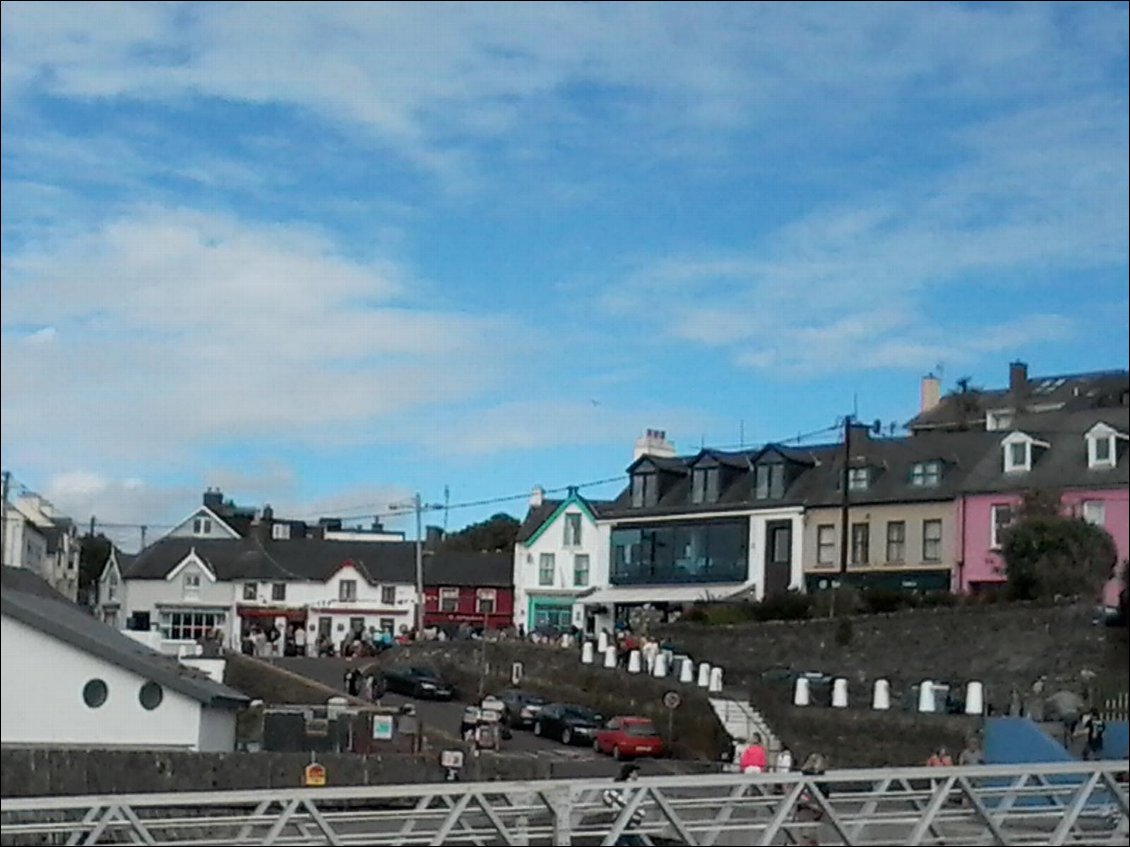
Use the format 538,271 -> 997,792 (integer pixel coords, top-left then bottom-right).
625,722 -> 659,737
563,708 -> 598,723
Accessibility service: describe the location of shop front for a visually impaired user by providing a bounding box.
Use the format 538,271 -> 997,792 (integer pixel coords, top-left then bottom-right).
526,596 -> 578,634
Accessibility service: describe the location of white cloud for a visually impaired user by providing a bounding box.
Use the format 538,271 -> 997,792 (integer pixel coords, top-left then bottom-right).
0,207 -> 516,466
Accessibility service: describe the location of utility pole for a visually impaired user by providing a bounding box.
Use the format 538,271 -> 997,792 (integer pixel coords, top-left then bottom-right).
1,470 -> 10,569
414,493 -> 424,635
839,414 -> 853,575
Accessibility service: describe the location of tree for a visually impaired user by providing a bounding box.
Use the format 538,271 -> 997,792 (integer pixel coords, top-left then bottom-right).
79,533 -> 113,598
442,513 -> 520,553
1001,502 -> 1118,601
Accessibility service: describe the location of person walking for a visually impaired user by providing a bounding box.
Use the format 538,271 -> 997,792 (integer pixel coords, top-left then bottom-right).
740,733 -> 768,774
1076,708 -> 1106,760
602,764 -> 647,846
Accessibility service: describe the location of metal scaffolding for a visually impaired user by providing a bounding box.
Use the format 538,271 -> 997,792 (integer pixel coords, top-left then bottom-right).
1,759 -> 1127,846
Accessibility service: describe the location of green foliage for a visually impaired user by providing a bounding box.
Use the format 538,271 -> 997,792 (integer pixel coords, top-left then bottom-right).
753,591 -> 814,622
79,533 -> 112,593
1001,515 -> 1117,601
441,512 -> 520,552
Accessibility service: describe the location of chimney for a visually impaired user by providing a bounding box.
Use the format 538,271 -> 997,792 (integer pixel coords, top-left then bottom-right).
202,488 -> 223,512
920,374 -> 941,413
529,486 -> 545,508
425,526 -> 444,550
633,428 -> 677,462
1009,361 -> 1028,395
371,518 -> 384,532
847,421 -> 872,457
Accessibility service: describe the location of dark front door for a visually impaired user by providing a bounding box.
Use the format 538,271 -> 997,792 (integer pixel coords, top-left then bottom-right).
764,520 -> 793,596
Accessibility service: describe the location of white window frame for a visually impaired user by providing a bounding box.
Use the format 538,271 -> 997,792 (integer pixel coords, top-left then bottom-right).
439,586 -> 460,612
192,516 -> 213,536
271,582 -> 286,601
848,467 -> 870,491
183,573 -> 201,598
991,504 -> 1015,550
159,609 -> 226,642
910,461 -> 941,487
242,582 -> 257,601
380,585 -> 397,605
538,553 -> 556,587
339,580 -> 357,602
816,524 -> 836,567
475,588 -> 497,615
105,574 -> 119,603
1081,500 -> 1105,527
573,553 -> 590,587
271,523 -> 291,540
563,513 -> 583,547
986,409 -> 1014,431
922,519 -> 943,563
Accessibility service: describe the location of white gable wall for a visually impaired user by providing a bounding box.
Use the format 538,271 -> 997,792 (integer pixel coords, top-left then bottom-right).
1,614 -> 221,749
165,508 -> 241,540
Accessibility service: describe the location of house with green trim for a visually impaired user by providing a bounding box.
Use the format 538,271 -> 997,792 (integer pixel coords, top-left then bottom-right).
512,486 -> 611,634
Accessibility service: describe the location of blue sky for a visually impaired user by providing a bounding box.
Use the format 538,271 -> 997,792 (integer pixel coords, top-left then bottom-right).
1,1 -> 1127,549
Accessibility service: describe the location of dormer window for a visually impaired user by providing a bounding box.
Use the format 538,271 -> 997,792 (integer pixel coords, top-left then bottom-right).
1085,422 -> 1125,470
691,467 -> 720,504
986,410 -> 1014,431
848,467 -> 870,491
910,461 -> 942,487
192,515 -> 212,536
1002,431 -> 1048,473
631,472 -> 658,508
754,463 -> 786,499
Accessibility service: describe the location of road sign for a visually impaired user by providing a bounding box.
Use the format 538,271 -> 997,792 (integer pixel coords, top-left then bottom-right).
663,691 -> 682,710
303,763 -> 326,787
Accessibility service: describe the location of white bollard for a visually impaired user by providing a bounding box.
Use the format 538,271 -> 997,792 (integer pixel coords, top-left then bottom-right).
604,646 -> 617,669
652,653 -> 668,678
697,662 -> 711,689
560,633 -> 572,649
581,641 -> 595,665
628,650 -> 642,674
679,658 -> 695,684
918,680 -> 936,714
872,678 -> 891,711
832,678 -> 849,708
597,631 -> 609,653
709,667 -> 724,693
965,681 -> 984,715
794,677 -> 811,707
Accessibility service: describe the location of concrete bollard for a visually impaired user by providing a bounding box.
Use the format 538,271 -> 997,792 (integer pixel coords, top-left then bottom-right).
872,678 -> 891,711
697,662 -> 711,689
832,678 -> 849,708
560,633 -> 572,649
679,658 -> 695,684
794,677 -> 811,707
652,653 -> 668,678
604,646 -> 617,669
709,667 -> 724,693
597,631 -> 609,653
581,641 -> 595,665
965,681 -> 984,715
628,650 -> 642,674
918,680 -> 936,713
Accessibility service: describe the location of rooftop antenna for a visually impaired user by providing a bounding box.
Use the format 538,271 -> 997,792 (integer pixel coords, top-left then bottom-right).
442,485 -> 450,532
852,392 -> 859,419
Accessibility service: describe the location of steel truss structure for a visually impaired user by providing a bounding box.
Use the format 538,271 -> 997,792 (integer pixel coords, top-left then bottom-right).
1,760 -> 1127,846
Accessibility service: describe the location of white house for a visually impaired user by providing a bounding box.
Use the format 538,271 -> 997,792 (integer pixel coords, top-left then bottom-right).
512,486 -> 611,634
2,567 -> 248,751
104,535 -> 419,654
1,490 -> 80,602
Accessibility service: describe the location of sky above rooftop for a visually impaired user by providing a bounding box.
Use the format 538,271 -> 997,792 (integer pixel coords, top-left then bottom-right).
1,1 -> 1127,548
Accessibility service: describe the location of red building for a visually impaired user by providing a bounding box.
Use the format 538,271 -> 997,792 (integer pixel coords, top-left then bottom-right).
422,551 -> 513,631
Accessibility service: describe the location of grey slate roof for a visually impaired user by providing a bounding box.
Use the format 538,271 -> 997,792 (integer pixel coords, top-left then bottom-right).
959,406 -> 1130,495
907,369 -> 1129,432
123,537 -> 513,588
2,569 -> 248,708
1,566 -> 70,602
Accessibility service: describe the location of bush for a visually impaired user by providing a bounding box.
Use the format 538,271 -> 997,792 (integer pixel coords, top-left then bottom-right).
861,588 -> 913,615
810,585 -> 863,618
1002,516 -> 1117,601
753,591 -> 814,622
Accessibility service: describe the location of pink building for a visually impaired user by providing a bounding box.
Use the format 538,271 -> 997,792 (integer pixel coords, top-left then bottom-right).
955,410 -> 1129,599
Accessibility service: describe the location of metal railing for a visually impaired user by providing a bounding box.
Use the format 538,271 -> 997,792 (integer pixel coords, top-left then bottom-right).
1,760 -> 1126,846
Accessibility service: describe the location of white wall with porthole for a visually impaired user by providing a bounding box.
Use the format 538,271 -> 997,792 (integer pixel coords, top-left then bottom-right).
1,615 -> 203,749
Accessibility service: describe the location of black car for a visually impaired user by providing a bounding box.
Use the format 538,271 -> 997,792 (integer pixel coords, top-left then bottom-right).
494,689 -> 549,729
380,666 -> 456,700
533,703 -> 604,745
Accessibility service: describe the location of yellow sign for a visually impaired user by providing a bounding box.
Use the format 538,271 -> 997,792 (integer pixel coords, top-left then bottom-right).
304,763 -> 326,787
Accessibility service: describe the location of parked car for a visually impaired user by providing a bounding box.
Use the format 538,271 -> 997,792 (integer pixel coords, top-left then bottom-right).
595,716 -> 665,760
533,703 -> 604,745
380,666 -> 455,700
494,689 -> 548,729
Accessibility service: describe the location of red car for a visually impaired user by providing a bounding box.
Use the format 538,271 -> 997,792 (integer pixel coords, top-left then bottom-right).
594,717 -> 665,759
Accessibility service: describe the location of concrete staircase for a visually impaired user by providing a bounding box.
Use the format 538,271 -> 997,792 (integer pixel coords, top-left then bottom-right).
708,695 -> 782,768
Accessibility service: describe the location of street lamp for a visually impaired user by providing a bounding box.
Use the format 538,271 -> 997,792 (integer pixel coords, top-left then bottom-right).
390,494 -> 442,635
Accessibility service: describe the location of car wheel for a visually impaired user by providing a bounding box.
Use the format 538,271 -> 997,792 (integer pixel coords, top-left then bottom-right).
562,728 -> 573,745
534,722 -> 543,737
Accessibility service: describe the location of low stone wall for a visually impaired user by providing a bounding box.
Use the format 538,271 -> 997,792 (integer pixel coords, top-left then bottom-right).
656,601 -> 1128,709
0,747 -> 717,798
362,641 -> 731,761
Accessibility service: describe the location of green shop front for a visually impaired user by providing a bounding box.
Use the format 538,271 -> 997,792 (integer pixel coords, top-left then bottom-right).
804,568 -> 952,594
526,595 -> 578,633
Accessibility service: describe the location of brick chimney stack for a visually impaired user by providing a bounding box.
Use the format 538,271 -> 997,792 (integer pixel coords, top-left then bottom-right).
1009,361 -> 1029,394
920,374 -> 941,413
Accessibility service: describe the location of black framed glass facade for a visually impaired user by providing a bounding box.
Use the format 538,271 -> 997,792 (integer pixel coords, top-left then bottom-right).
610,520 -> 749,585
